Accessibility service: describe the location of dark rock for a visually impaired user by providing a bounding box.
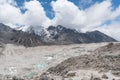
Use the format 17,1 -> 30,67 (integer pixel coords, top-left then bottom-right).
93,77 -> 101,80
102,74 -> 108,79
39,75 -> 53,80
64,72 -> 76,78
0,23 -> 44,47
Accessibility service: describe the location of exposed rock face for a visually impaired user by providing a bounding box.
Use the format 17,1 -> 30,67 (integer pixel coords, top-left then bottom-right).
10,31 -> 45,47
0,23 -> 44,47
0,23 -> 117,47
86,31 -> 117,42
46,25 -> 117,44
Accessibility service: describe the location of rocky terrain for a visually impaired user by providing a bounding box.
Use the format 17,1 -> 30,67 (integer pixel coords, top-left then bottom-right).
0,42 -> 106,80
0,42 -> 120,80
41,42 -> 120,80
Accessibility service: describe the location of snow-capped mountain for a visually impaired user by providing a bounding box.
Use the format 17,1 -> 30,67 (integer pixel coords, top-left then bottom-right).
0,23 -> 44,47
15,26 -> 29,32
0,23 -> 117,47
26,26 -> 47,36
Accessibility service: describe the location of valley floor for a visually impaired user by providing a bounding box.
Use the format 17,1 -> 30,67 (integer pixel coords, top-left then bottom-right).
0,42 -> 120,80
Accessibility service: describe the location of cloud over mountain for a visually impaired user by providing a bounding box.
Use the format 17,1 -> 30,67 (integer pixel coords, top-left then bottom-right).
0,0 -> 120,40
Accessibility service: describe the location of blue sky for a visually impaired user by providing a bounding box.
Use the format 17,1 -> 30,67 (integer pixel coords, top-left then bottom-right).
15,0 -> 120,19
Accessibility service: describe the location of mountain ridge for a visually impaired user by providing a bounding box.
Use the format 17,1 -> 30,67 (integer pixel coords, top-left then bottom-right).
0,23 -> 117,47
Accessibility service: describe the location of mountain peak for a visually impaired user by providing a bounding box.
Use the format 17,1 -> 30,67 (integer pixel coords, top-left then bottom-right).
0,23 -> 13,31
0,23 -> 117,47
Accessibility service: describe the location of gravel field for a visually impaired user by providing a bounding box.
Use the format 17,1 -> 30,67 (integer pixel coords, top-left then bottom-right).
0,42 -> 117,80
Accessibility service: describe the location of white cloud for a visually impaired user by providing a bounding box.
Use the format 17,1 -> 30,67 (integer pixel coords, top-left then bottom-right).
0,0 -> 51,28
51,0 -> 112,31
110,6 -> 120,19
51,0 -> 86,30
51,0 -> 120,32
23,0 -> 51,27
0,0 -> 23,27
81,0 -> 112,32
0,0 -> 16,5
50,0 -> 120,40
0,0 -> 120,40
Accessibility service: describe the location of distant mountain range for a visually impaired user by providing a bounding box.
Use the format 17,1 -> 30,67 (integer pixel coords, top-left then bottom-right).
0,23 -> 117,47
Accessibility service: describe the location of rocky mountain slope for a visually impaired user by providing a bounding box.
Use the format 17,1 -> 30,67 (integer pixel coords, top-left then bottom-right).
0,23 -> 45,47
0,23 -> 117,47
45,25 -> 117,44
27,25 -> 117,44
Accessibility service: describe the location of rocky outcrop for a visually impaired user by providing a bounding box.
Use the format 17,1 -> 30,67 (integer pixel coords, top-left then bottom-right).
40,43 -> 120,80
0,23 -> 44,47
